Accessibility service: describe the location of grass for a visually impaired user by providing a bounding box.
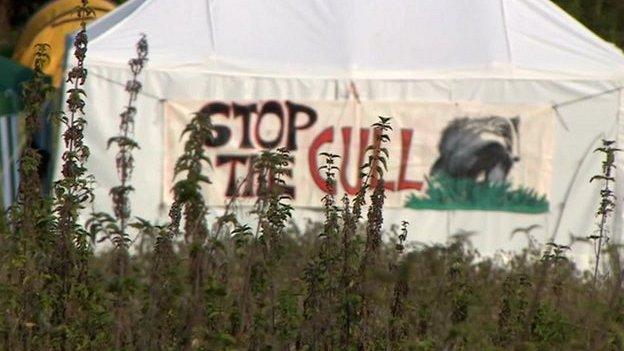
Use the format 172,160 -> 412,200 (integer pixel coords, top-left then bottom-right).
405,173 -> 549,214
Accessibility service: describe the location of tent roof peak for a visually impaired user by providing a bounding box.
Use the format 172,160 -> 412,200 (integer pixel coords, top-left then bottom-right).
83,0 -> 624,79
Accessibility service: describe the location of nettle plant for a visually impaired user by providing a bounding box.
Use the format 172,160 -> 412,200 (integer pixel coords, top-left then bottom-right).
87,34 -> 149,349
589,139 -> 620,283
2,41 -> 54,351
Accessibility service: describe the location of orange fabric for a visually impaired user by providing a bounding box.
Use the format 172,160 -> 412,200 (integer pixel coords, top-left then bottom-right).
12,0 -> 116,87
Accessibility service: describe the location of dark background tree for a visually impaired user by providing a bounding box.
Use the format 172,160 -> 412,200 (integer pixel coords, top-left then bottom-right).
553,0 -> 624,50
0,0 -> 126,56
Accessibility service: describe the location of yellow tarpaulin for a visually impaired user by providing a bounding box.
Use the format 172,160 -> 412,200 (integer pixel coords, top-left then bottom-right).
12,0 -> 116,87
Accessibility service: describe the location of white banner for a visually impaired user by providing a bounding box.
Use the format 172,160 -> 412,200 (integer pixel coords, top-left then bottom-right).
164,100 -> 554,213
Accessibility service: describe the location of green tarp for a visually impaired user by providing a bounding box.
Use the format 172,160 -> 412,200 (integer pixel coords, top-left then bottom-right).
0,56 -> 34,115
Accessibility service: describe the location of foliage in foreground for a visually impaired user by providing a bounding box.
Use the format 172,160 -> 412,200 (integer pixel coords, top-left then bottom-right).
2,2 -> 624,351
5,207 -> 624,350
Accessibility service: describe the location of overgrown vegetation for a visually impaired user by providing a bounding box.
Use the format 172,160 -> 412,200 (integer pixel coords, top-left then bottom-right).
1,2 -> 624,351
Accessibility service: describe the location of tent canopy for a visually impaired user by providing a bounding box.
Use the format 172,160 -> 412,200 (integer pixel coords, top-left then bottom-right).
62,0 -> 624,267
85,0 -> 624,79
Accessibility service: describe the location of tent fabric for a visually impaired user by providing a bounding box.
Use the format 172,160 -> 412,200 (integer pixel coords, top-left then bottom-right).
12,0 -> 116,87
60,0 -> 624,268
84,0 -> 624,79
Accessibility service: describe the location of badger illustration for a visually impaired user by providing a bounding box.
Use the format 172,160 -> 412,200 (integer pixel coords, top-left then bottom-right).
431,116 -> 520,183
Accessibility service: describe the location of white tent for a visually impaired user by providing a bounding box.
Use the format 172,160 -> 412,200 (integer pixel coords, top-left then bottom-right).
60,0 -> 624,266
